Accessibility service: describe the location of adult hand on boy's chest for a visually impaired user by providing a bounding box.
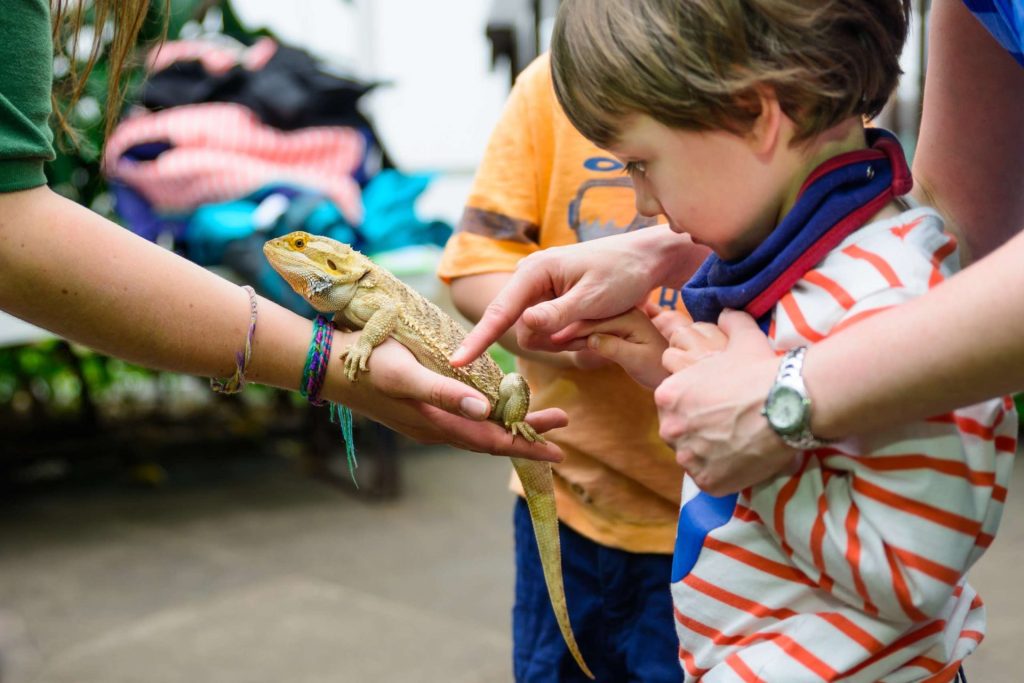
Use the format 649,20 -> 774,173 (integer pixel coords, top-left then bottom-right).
654,310 -> 796,495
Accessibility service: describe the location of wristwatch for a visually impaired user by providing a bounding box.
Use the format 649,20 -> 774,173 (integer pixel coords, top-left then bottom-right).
761,346 -> 828,450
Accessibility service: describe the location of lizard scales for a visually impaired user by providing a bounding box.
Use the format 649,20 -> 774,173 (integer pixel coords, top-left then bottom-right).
264,231 -> 594,679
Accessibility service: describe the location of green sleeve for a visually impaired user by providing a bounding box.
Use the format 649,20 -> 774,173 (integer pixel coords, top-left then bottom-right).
0,0 -> 56,193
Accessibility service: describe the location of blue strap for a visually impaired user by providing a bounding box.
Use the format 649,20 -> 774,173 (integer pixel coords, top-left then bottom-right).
671,492 -> 738,582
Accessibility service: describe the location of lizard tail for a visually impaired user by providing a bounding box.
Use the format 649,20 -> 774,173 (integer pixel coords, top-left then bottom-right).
511,458 -> 595,680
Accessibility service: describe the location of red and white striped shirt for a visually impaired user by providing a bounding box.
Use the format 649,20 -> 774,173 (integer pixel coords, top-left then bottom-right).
672,205 -> 1016,682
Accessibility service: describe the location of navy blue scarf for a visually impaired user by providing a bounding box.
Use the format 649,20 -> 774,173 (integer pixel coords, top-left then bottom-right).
670,128 -> 912,583
681,128 -> 912,333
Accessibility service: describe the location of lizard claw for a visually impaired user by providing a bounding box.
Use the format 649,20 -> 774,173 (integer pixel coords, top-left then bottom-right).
342,344 -> 371,382
509,421 -> 546,444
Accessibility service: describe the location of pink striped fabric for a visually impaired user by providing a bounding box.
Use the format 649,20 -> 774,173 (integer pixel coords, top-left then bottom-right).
103,103 -> 364,222
145,37 -> 279,75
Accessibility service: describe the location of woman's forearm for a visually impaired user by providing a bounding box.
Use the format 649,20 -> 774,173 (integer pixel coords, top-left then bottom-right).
806,229 -> 1024,438
911,0 -> 1024,264
0,187 -> 449,405
0,187 -> 265,379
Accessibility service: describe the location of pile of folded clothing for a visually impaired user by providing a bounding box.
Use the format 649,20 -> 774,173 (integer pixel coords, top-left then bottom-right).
104,37 -> 452,315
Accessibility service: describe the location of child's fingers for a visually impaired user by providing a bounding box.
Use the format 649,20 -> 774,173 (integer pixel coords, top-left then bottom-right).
642,300 -> 660,317
552,308 -> 647,344
668,322 -> 728,353
663,347 -> 699,373
669,325 -> 709,351
589,333 -> 668,389
572,348 -> 612,370
717,309 -> 769,354
549,319 -> 595,344
687,322 -> 729,349
650,310 -> 693,339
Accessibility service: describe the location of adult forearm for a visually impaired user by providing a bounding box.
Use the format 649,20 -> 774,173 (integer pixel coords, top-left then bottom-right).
0,187 -> 416,405
806,230 -> 1024,438
911,0 -> 1024,264
0,187 -> 260,379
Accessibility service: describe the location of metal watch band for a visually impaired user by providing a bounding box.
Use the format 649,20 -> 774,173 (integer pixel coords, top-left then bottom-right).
768,346 -> 828,450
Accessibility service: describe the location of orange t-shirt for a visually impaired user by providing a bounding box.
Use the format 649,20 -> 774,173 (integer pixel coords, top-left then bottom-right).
438,54 -> 688,553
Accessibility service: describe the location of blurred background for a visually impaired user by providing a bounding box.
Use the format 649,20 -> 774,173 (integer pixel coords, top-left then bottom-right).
1,1 -> 1020,681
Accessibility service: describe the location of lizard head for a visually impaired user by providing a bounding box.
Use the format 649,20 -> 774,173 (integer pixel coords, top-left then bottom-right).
263,231 -> 372,312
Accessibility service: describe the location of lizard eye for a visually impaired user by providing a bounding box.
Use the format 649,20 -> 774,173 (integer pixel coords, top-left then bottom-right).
326,259 -> 337,271
293,237 -> 306,249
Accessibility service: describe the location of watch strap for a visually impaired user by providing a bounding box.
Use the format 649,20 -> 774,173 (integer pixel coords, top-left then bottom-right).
766,346 -> 828,450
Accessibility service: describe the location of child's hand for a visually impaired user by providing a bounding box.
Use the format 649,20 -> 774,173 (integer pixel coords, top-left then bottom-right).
662,322 -> 729,373
642,301 -> 693,340
555,308 -> 670,389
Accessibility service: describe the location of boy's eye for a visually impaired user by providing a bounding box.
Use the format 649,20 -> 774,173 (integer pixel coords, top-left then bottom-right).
624,161 -> 646,177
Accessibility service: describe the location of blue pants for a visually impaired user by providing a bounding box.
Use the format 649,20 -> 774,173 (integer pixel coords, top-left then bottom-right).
512,497 -> 682,683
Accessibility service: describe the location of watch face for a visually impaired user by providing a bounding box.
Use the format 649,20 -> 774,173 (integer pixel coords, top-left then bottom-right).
766,387 -> 805,433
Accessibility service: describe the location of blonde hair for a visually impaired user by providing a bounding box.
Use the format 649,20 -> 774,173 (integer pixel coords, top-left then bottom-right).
551,0 -> 911,147
51,0 -> 164,139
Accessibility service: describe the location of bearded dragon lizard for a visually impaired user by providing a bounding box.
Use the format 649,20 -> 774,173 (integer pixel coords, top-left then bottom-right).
263,231 -> 594,679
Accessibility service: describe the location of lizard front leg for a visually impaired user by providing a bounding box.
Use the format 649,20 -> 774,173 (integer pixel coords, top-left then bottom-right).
340,301 -> 400,381
495,373 -> 544,443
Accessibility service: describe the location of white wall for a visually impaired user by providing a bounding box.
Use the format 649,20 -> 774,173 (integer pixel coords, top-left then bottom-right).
231,0 -> 510,173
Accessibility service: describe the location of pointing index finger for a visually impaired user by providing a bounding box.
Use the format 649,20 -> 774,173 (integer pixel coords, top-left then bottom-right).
450,267 -> 553,367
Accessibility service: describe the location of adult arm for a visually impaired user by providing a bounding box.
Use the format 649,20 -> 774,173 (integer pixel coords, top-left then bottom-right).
451,225 -> 708,365
911,0 -> 1024,264
0,186 -> 565,461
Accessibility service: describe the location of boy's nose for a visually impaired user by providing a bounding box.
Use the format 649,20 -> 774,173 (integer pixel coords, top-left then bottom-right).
634,184 -> 663,218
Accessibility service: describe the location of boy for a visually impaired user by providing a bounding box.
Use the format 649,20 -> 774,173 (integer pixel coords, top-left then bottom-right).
546,0 -> 1015,680
438,53 -> 706,681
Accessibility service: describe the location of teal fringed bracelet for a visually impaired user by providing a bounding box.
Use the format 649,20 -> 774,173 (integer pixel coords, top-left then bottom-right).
300,314 -> 359,486
211,285 -> 258,394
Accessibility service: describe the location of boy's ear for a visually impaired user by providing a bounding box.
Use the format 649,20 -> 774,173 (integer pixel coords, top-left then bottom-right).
746,86 -> 783,157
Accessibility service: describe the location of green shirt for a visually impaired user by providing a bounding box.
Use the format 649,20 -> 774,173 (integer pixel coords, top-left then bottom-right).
0,0 -> 55,192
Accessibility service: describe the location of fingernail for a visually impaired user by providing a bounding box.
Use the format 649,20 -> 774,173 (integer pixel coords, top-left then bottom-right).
587,334 -> 601,350
460,397 -> 489,419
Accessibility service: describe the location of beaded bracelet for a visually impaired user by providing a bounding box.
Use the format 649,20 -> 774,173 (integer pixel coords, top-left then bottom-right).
301,315 -> 359,486
211,285 -> 258,394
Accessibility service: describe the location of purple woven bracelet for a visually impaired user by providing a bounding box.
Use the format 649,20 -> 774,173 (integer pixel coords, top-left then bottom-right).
300,314 -> 334,406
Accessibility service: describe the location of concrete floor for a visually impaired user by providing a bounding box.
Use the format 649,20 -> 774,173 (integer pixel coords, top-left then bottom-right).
1,442 -> 1022,683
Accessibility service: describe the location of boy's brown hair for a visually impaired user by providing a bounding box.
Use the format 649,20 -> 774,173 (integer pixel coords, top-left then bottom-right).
550,0 -> 911,147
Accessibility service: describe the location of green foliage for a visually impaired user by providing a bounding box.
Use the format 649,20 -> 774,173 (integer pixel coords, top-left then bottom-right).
487,344 -> 517,375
